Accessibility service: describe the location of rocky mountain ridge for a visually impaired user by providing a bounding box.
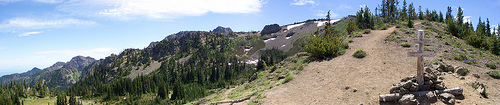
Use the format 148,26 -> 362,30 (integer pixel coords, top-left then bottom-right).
0,56 -> 95,89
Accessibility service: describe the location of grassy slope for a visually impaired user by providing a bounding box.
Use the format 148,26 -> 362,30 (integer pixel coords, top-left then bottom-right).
188,52 -> 312,105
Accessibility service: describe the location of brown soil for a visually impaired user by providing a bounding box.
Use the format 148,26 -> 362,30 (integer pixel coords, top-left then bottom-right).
261,26 -> 500,105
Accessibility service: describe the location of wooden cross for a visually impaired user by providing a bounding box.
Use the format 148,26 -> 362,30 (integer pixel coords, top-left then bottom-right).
407,30 -> 435,86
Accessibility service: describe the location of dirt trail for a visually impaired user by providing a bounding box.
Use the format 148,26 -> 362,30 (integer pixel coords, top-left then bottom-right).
261,26 -> 499,105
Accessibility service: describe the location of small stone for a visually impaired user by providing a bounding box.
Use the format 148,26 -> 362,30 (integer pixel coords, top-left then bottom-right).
390,85 -> 400,93
426,91 -> 437,102
439,93 -> 455,105
425,67 -> 433,73
460,77 -> 465,80
399,87 -> 410,94
409,83 -> 419,92
435,82 -> 446,90
438,76 -> 444,80
399,94 -> 418,105
455,66 -> 468,76
419,84 -> 431,91
445,64 -> 454,72
353,88 -> 357,92
473,74 -> 480,78
432,80 -> 442,83
345,86 -> 350,90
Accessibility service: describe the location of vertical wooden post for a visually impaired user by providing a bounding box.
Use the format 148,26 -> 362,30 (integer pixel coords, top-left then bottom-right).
416,30 -> 425,86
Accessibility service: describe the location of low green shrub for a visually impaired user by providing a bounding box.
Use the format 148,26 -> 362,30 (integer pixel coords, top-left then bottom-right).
363,29 -> 371,34
487,71 -> 500,79
401,42 -> 411,47
381,25 -> 388,30
396,24 -> 402,28
303,31 -> 347,59
353,49 -> 366,58
486,62 -> 497,69
283,76 -> 293,83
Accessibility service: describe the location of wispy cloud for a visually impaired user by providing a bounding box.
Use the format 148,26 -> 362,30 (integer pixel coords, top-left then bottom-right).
290,0 -> 316,6
315,10 -> 338,18
36,47 -> 116,59
33,0 -> 64,3
338,4 -> 352,10
359,5 -> 367,8
0,0 -> 21,3
463,16 -> 472,23
57,0 -> 266,20
18,31 -> 44,37
1,18 -> 95,30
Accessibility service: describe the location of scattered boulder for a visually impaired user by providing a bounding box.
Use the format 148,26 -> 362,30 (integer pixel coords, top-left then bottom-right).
434,82 -> 447,90
249,72 -> 258,82
439,93 -> 456,105
426,91 -> 437,102
472,74 -> 480,78
455,66 -> 468,76
399,94 -> 418,105
261,24 -> 281,35
444,64 -> 454,72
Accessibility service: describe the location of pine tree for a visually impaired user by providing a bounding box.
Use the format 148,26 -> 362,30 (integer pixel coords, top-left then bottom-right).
439,11 -> 444,22
408,3 -> 415,20
457,7 -> 464,25
401,0 -> 407,20
346,20 -> 357,34
69,93 -> 77,105
57,93 -> 67,105
158,83 -> 168,99
407,16 -> 414,28
418,6 -> 423,20
486,18 -> 491,37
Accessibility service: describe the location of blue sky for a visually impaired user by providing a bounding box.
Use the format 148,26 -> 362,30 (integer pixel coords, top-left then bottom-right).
0,0 -> 499,76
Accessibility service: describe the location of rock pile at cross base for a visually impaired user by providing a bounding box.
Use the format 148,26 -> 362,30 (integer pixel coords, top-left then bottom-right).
379,59 -> 476,105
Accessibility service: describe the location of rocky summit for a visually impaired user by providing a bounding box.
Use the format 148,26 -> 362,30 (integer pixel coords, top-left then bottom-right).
212,26 -> 233,33
261,24 -> 281,35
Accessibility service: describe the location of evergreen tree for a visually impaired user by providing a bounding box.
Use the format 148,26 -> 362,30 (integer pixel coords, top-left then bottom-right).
346,19 -> 357,34
400,0 -> 407,20
57,93 -> 67,105
418,6 -> 423,20
158,83 -> 168,99
486,18 -> 491,37
407,16 -> 414,28
408,3 -> 415,20
439,11 -> 444,22
457,7 -> 464,25
69,93 -> 77,105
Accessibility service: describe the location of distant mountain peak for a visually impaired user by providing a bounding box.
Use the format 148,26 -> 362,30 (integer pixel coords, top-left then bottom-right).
63,56 -> 96,70
212,26 -> 233,33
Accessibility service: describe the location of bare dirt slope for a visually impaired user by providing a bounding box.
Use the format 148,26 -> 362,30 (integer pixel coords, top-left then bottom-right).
262,27 -> 500,105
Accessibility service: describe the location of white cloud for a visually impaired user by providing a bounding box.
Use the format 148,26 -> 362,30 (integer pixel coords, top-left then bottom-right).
338,4 -> 352,10
36,47 -> 115,59
0,0 -> 21,3
291,0 -> 316,6
463,16 -> 472,23
19,31 -> 44,37
33,0 -> 64,3
30,56 -> 46,59
57,0 -> 266,20
0,18 -> 95,30
315,10 -> 338,18
1,0 -> 62,3
359,5 -> 367,8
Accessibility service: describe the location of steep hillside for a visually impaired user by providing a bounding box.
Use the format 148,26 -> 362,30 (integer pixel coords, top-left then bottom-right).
0,56 -> 95,90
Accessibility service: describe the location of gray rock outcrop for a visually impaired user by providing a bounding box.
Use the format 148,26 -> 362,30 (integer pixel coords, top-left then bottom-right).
261,24 -> 281,35
212,26 -> 233,33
